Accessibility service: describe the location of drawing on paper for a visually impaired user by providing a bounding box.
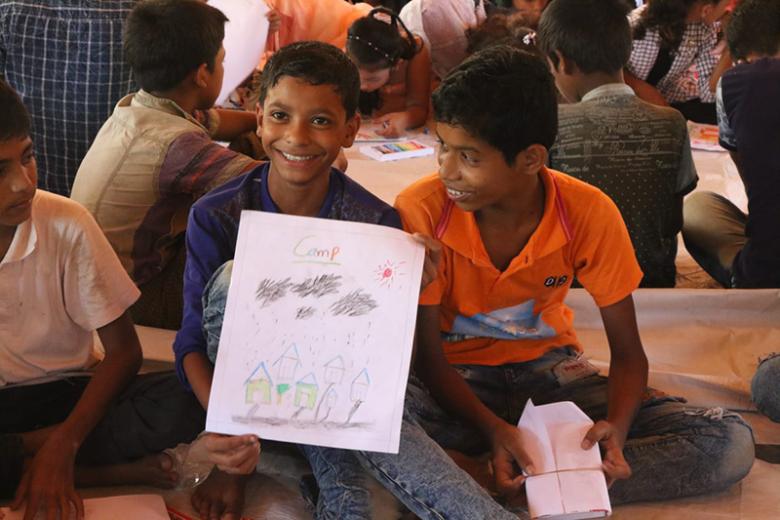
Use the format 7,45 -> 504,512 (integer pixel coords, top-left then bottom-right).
207,212 -> 425,453
375,260 -> 406,288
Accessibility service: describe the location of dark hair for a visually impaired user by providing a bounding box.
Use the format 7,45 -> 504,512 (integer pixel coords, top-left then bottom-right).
0,80 -> 31,141
347,8 -> 419,68
466,12 -> 541,57
124,0 -> 227,92
538,0 -> 631,74
727,0 -> 780,61
258,41 -> 361,119
347,8 -> 420,115
633,0 -> 721,51
433,45 -> 558,163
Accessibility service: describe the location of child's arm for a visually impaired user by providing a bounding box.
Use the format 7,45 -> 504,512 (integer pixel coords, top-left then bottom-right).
376,43 -> 431,137
12,312 -> 143,520
415,304 -> 534,498
582,294 -> 648,485
174,204 -> 236,408
183,352 -> 215,409
624,69 -> 669,107
211,109 -> 258,142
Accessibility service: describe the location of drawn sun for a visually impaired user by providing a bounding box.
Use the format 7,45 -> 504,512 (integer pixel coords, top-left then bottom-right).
375,260 -> 406,287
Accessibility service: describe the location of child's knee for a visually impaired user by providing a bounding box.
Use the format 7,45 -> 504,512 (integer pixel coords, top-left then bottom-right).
752,353 -> 780,422
709,414 -> 755,488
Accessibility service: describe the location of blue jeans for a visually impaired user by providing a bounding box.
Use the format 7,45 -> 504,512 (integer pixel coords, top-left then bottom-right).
404,347 -> 755,504
752,353 -> 780,423
203,261 -> 517,519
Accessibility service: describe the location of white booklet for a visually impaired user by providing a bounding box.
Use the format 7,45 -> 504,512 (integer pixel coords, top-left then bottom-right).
0,494 -> 169,520
206,211 -> 424,454
517,400 -> 611,520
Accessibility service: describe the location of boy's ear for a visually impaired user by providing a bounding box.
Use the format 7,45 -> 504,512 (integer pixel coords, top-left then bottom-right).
341,113 -> 361,148
554,51 -> 578,76
515,144 -> 548,176
194,62 -> 211,89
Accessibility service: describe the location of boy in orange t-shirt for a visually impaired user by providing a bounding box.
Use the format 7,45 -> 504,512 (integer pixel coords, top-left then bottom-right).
394,45 -> 754,507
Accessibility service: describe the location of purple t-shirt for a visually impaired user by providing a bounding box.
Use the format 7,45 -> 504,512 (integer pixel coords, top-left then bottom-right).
172,163 -> 402,389
717,58 -> 780,287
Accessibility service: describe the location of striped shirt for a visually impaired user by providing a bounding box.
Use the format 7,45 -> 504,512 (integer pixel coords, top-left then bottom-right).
0,1 -> 138,195
70,90 -> 258,286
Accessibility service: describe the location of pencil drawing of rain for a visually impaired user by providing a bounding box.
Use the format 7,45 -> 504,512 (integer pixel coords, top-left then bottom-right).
206,211 -> 425,453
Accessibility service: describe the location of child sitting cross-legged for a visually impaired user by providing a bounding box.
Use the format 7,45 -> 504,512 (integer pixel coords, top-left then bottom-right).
0,80 -> 209,519
681,0 -> 780,424
176,40 -> 394,520
71,0 -> 260,331
393,43 -> 754,510
542,0 -> 698,287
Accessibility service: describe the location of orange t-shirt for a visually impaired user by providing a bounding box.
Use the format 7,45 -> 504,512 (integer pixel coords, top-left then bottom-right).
394,167 -> 643,366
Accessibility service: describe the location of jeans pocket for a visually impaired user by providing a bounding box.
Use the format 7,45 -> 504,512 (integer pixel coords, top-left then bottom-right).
550,355 -> 600,386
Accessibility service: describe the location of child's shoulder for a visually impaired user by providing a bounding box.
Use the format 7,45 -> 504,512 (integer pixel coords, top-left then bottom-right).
27,191 -> 100,251
548,169 -> 619,219
336,170 -> 401,227
193,163 -> 265,215
396,173 -> 445,209
35,190 -> 92,225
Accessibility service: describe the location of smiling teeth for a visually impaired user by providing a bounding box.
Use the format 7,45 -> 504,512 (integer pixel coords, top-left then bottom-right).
281,151 -> 316,162
447,188 -> 467,197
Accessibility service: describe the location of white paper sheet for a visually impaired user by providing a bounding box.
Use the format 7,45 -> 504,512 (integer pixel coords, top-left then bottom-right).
209,0 -> 270,106
517,400 -> 611,519
206,211 -> 424,454
0,495 -> 169,520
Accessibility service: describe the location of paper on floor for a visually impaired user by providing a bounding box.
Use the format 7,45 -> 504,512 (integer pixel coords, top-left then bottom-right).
517,399 -> 611,519
0,494 -> 168,520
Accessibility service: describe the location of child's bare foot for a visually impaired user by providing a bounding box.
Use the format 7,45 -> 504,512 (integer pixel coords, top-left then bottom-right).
191,469 -> 248,520
76,452 -> 178,488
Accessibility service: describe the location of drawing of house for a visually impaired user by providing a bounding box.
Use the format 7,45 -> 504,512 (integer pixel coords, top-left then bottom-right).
323,355 -> 346,384
295,372 -> 319,409
244,362 -> 273,405
350,368 -> 370,402
273,344 -> 302,381
323,386 -> 338,408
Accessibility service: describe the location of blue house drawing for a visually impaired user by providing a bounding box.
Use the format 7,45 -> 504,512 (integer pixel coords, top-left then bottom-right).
323,355 -> 346,385
273,344 -> 302,380
295,372 -> 319,409
244,361 -> 273,405
350,368 -> 370,402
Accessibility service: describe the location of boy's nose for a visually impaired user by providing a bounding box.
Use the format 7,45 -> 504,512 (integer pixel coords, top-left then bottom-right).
437,151 -> 457,181
285,120 -> 310,145
10,164 -> 35,193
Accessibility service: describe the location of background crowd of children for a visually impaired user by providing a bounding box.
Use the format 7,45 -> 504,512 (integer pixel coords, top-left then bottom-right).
0,0 -> 777,519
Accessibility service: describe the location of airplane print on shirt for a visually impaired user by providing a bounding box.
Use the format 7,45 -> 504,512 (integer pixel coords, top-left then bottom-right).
442,299 -> 556,342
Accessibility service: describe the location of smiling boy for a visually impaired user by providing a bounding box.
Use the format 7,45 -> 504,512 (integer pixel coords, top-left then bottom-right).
172,41 -> 402,519
394,44 -> 754,507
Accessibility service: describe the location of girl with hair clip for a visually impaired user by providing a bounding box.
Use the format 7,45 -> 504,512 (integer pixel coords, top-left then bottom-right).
626,0 -> 731,124
346,7 -> 431,137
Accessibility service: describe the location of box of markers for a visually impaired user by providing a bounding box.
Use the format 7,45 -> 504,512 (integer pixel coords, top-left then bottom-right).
360,140 -> 434,162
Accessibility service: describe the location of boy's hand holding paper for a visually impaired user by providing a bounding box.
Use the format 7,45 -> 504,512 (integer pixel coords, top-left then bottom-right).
517,399 -> 612,519
490,420 -> 536,498
582,419 -> 631,486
